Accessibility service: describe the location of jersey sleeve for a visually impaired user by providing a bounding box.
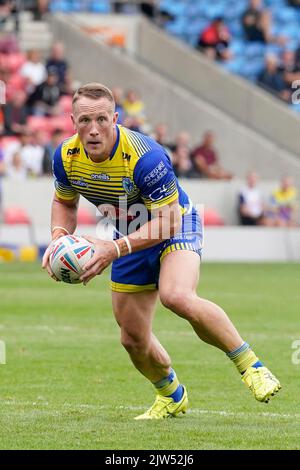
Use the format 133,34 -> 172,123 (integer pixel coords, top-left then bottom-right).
133,149 -> 179,210
53,144 -> 78,201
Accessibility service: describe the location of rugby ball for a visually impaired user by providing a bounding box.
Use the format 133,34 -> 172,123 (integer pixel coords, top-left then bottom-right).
49,235 -> 95,284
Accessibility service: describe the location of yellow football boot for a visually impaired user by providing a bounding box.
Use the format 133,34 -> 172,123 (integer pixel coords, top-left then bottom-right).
134,386 -> 188,420
242,366 -> 281,403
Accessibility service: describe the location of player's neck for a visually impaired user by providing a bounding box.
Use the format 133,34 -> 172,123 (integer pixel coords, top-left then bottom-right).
89,154 -> 110,163
87,128 -> 117,163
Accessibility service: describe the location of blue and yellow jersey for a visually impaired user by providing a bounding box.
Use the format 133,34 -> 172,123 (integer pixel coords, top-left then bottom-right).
53,125 -> 193,233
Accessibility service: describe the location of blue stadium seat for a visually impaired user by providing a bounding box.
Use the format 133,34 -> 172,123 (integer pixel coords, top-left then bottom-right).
238,58 -> 265,80
49,1 -> 73,12
272,7 -> 298,24
230,39 -> 247,57
221,57 -> 246,75
228,19 -> 245,39
159,0 -> 187,18
165,17 -> 188,39
202,4 -> 226,20
89,0 -> 111,13
244,42 -> 266,59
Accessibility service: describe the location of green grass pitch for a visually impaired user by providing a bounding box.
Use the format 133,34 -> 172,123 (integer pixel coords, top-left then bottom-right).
0,261 -> 299,450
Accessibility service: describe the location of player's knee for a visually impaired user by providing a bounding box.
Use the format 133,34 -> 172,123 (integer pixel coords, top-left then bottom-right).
160,289 -> 196,319
120,330 -> 150,356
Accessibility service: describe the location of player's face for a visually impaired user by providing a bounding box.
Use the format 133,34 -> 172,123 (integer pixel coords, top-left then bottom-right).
72,96 -> 118,161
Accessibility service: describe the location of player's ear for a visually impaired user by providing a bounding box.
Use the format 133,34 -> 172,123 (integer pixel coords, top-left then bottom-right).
113,112 -> 118,126
71,113 -> 76,130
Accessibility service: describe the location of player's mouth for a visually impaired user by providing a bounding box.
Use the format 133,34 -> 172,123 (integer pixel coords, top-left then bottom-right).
88,141 -> 101,146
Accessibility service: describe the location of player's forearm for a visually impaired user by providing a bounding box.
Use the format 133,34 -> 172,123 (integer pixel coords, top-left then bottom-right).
51,197 -> 78,240
116,206 -> 182,256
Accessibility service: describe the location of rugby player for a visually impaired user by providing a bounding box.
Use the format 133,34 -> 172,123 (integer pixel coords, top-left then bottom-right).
43,83 -> 281,419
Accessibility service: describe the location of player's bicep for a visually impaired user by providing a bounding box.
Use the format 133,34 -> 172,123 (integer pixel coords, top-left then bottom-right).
133,151 -> 179,211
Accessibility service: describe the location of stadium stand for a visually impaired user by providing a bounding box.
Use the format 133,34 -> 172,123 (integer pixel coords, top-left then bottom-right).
1,0 -> 300,261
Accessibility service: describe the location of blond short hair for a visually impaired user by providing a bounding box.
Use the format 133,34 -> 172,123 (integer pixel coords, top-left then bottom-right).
72,82 -> 115,107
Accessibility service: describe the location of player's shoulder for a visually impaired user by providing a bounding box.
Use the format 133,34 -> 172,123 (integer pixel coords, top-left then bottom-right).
60,134 -> 82,159
120,126 -> 163,159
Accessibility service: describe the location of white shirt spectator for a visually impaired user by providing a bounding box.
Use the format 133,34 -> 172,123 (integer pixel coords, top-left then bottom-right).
239,186 -> 264,218
21,61 -> 47,87
20,144 -> 44,176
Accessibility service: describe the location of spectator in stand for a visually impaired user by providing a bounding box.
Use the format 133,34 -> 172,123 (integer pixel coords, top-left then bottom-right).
22,0 -> 49,19
42,128 -> 64,175
3,90 -> 29,135
257,54 -> 289,101
123,89 -> 148,132
238,171 -> 265,226
152,123 -> 170,147
0,32 -> 19,54
169,131 -> 190,153
279,49 -> 300,102
26,69 -> 61,116
46,42 -> 69,93
287,0 -> 300,7
20,129 -> 45,176
20,49 -> 47,93
151,123 -> 173,160
6,151 -> 27,180
10,128 -> 45,177
241,0 -> 286,45
0,0 -> 13,27
172,144 -> 194,178
191,131 -> 233,180
266,176 -> 298,227
139,1 -> 157,19
111,87 -> 125,124
197,17 -> 232,61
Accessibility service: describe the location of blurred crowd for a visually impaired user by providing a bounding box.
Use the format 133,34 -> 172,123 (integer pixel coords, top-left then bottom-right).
195,0 -> 300,104
0,0 -> 298,227
238,172 -> 298,227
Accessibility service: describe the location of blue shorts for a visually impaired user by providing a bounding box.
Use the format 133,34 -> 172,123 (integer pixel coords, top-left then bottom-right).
111,210 -> 203,293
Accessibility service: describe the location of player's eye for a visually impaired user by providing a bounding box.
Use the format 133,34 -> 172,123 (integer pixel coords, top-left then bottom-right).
98,116 -> 106,123
80,117 -> 89,124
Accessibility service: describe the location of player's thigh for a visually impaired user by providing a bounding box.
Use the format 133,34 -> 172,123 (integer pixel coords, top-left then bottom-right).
159,250 -> 200,303
112,290 -> 158,337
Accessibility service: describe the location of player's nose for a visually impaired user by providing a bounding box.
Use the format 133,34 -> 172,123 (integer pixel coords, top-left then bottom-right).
89,121 -> 100,136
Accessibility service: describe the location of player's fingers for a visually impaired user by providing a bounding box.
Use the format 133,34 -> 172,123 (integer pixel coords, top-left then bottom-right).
42,247 -> 51,268
80,261 -> 103,283
45,264 -> 60,281
82,252 -> 100,272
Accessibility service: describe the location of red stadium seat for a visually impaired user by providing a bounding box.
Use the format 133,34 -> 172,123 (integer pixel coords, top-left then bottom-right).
203,208 -> 225,226
49,116 -> 74,135
77,207 -> 97,225
3,207 -> 36,244
4,207 -> 31,225
0,135 -> 19,148
27,115 -> 50,132
58,95 -> 73,114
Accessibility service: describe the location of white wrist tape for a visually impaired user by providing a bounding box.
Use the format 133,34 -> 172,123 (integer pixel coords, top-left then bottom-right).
112,240 -> 121,258
123,236 -> 132,254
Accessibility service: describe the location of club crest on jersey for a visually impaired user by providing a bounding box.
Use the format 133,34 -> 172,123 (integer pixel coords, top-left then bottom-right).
122,177 -> 136,195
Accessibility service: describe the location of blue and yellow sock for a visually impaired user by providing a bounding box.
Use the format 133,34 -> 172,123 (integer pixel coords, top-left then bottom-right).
227,342 -> 263,374
153,369 -> 184,402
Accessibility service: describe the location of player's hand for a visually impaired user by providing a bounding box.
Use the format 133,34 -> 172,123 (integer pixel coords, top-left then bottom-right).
80,236 -> 119,285
42,240 -> 61,282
